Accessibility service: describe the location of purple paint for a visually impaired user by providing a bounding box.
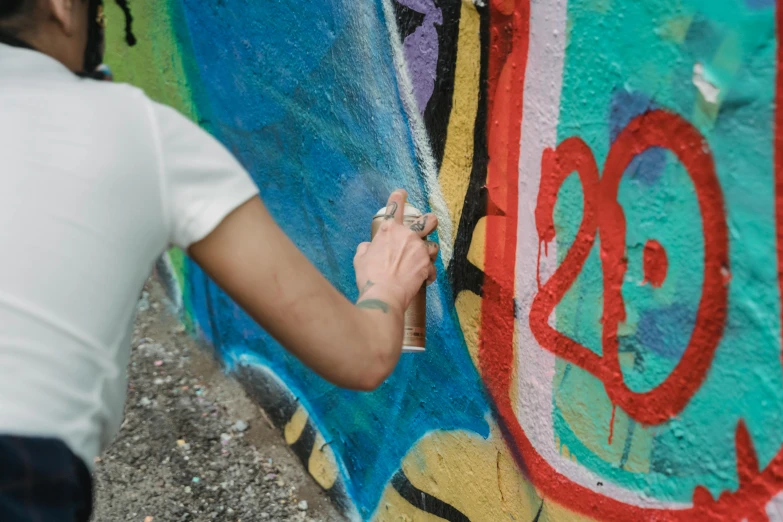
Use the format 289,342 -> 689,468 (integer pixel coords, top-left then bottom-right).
396,0 -> 442,114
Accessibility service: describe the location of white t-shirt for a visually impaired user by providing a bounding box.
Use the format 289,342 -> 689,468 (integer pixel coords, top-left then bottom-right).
0,43 -> 259,468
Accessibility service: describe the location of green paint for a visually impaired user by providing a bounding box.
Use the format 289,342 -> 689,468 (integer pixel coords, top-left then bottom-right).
104,0 -> 195,118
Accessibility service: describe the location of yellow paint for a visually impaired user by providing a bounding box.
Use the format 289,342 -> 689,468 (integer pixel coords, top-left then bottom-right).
284,405 -> 308,445
372,422 -> 542,522
437,1 -> 481,243
713,32 -> 742,74
467,217 -> 487,271
657,14 -> 694,44
308,432 -> 339,489
455,290 -> 482,369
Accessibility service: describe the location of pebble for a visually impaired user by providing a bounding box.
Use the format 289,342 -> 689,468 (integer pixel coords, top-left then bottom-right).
298,501 -> 308,511
137,292 -> 150,312
232,420 -> 249,432
139,397 -> 152,407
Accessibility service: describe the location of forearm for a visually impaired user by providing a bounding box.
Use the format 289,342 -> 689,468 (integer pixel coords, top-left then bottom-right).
189,197 -> 404,390
254,261 -> 405,389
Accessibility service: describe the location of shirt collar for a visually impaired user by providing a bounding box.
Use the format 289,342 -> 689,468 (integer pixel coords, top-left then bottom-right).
0,42 -> 78,82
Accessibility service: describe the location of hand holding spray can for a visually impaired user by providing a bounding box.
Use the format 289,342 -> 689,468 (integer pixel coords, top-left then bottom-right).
371,203 -> 427,353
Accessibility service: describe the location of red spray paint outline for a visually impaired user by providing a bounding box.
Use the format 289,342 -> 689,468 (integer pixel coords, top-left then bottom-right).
478,1 -> 783,520
531,111 -> 729,426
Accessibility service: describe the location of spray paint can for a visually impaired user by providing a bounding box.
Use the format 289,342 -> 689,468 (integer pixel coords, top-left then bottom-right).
371,204 -> 426,353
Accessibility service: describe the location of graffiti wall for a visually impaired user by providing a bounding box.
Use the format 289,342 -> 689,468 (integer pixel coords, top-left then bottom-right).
106,0 -> 783,520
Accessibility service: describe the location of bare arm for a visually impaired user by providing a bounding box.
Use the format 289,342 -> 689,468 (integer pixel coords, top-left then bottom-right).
188,190 -> 437,391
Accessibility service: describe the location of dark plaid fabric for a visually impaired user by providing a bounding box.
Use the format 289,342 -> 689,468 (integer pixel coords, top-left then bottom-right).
0,436 -> 92,522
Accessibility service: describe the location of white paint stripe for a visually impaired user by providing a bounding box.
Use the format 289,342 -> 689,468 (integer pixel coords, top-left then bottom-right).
380,0 -> 454,267
768,492 -> 783,521
514,0 -> 569,472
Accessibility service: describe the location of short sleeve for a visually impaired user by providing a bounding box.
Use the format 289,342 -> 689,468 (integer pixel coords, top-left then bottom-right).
150,101 -> 259,249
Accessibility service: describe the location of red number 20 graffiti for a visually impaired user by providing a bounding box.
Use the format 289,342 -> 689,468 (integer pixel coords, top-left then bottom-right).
530,110 -> 729,426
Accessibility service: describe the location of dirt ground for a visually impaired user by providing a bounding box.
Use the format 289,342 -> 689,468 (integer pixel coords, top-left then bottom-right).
91,278 -> 345,522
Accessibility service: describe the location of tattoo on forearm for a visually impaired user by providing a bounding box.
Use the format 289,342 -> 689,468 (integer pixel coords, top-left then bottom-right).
383,201 -> 398,221
357,299 -> 390,313
409,215 -> 427,233
359,280 -> 375,297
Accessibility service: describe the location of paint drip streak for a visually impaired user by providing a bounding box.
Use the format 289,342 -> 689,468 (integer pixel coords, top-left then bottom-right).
390,470 -> 471,522
532,501 -> 544,522
608,405 -> 617,445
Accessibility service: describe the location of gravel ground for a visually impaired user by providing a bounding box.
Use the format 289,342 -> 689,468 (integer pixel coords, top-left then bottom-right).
92,278 -> 344,522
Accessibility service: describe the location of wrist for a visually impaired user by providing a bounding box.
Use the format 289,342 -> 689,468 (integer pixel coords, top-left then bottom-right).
356,279 -> 407,314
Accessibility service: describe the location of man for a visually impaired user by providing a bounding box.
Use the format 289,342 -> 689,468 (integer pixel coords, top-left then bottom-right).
0,0 -> 439,519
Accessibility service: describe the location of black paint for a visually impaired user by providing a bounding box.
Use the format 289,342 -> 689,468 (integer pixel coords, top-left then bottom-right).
391,470 -> 471,522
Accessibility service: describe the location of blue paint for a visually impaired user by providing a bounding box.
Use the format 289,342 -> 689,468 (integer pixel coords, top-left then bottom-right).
609,88 -> 666,185
634,304 -> 696,360
744,0 -> 774,9
176,0 -> 491,515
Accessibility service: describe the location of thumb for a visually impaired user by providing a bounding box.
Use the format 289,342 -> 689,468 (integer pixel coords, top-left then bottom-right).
355,242 -> 371,258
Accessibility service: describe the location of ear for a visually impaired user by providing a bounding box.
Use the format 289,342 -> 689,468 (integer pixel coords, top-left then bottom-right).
48,0 -> 77,36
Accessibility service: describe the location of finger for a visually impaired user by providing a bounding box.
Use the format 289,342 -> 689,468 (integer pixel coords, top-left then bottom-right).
426,263 -> 437,286
410,213 -> 438,238
354,242 -> 370,259
426,240 -> 440,261
384,189 -> 407,225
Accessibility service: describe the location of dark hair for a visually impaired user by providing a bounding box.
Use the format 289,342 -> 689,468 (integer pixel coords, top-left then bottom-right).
0,0 -> 25,18
0,0 -> 135,46
113,0 -> 135,46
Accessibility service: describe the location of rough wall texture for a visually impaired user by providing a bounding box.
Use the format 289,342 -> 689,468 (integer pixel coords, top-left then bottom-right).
107,0 -> 783,520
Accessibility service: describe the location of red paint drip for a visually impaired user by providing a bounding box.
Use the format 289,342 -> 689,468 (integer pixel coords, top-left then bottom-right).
608,405 -> 617,445
643,239 -> 668,288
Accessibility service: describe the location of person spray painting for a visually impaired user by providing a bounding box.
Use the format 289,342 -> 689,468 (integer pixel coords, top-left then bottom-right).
0,0 -> 439,519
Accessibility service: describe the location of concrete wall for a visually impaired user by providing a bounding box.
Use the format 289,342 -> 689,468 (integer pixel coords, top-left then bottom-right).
107,0 -> 783,520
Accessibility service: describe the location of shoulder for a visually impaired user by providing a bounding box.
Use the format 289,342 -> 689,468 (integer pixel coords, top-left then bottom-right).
75,79 -> 150,112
